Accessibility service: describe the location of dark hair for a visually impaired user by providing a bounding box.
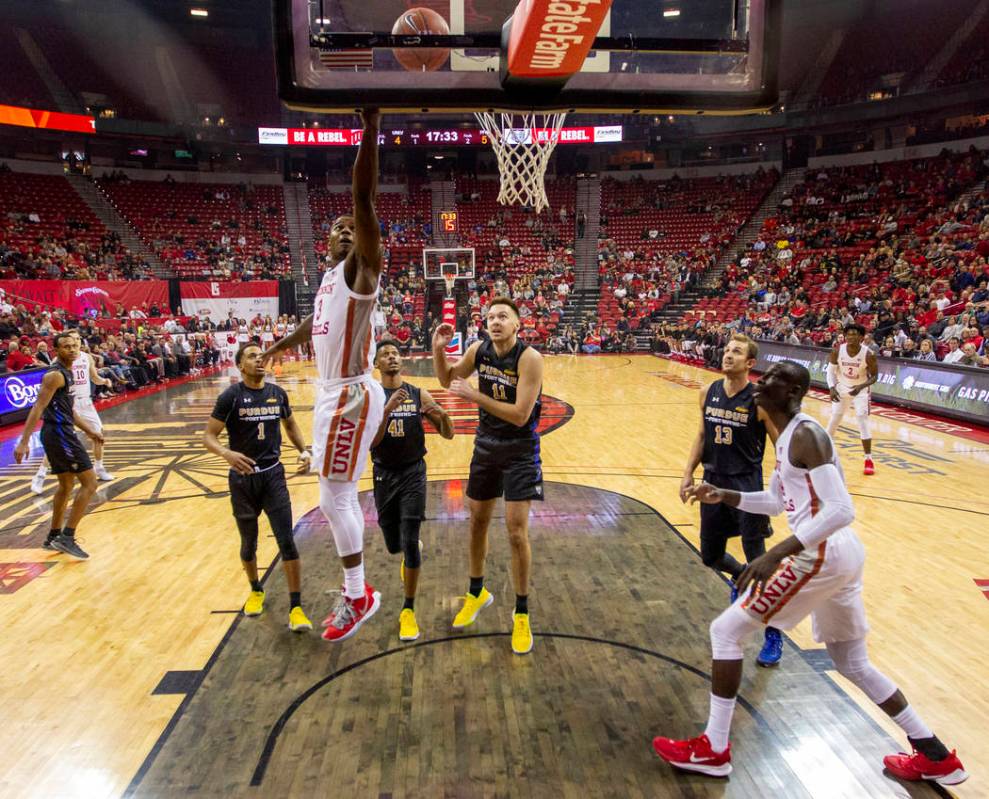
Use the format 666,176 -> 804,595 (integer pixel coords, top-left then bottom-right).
487,296 -> 520,317
235,343 -> 260,366
374,339 -> 402,360
781,361 -> 811,398
53,331 -> 76,348
844,323 -> 866,335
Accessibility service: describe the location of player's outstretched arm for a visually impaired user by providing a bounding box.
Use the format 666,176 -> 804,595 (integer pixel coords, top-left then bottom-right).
280,413 -> 311,474
432,327 -> 478,387
261,314 -> 312,365
420,388 -> 454,439
680,387 -> 708,502
348,109 -> 382,294
13,371 -> 61,464
450,347 -> 542,427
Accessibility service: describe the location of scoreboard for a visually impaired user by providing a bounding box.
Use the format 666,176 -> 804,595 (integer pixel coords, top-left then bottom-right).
439,211 -> 459,233
258,125 -> 623,147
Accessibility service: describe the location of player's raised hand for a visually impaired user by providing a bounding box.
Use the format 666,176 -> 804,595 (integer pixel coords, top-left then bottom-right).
449,378 -> 476,401
684,482 -> 725,505
384,387 -> 409,414
432,323 -> 455,351
360,108 -> 380,129
224,449 -> 256,475
259,347 -> 277,368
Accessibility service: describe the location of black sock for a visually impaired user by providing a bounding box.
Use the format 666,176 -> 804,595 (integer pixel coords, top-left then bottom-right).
289,591 -> 301,609
515,594 -> 528,615
62,527 -> 75,539
908,735 -> 950,762
48,528 -> 60,542
468,576 -> 484,598
403,597 -> 415,610
250,579 -> 263,593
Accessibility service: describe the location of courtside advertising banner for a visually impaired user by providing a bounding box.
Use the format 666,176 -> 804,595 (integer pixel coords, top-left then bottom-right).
0,367 -> 46,424
0,280 -> 167,317
753,341 -> 989,425
179,281 -> 279,323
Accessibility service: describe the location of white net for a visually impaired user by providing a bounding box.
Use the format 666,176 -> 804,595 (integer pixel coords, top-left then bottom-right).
474,111 -> 567,214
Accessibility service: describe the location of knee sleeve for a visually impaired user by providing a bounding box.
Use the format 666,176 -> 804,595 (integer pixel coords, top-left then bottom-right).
318,478 -> 364,557
401,518 -> 422,568
235,517 -> 259,562
827,404 -> 844,435
710,603 -> 761,661
826,638 -> 897,704
856,414 -> 871,440
266,503 -> 299,562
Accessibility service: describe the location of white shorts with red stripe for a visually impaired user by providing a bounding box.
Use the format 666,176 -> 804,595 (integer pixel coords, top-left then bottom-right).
832,385 -> 871,417
311,377 -> 384,482
741,528 -> 869,644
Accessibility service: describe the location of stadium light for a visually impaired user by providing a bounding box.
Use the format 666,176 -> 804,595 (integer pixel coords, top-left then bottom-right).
663,9 -> 680,17
190,8 -> 208,17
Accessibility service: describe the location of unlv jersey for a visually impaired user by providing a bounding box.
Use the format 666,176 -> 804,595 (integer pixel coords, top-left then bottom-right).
70,352 -> 93,404
312,259 -> 378,383
836,343 -> 869,389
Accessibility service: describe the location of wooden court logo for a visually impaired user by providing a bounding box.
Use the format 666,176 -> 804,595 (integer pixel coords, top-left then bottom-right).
428,389 -> 574,436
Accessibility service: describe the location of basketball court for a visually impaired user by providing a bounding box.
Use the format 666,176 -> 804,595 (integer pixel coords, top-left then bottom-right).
0,354 -> 985,798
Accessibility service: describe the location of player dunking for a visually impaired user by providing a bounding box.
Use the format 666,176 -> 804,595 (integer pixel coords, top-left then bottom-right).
680,333 -> 782,667
654,361 -> 967,788
370,340 -> 454,642
261,109 -> 386,643
433,297 -> 544,655
203,344 -> 313,631
827,323 -> 878,475
31,333 -> 114,494
14,332 -> 103,560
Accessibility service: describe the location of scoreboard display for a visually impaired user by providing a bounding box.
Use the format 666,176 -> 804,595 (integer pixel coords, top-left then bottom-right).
439,211 -> 459,233
258,125 -> 623,147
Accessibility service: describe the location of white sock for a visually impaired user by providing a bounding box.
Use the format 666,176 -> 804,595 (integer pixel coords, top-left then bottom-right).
891,706 -> 933,741
343,563 -> 365,600
704,694 -> 736,752
94,460 -> 103,470
36,465 -> 47,478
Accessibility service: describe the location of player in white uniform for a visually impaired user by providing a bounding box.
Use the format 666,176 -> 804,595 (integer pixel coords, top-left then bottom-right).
654,361 -> 967,787
261,109 -> 385,643
32,333 -> 114,493
826,323 -> 878,474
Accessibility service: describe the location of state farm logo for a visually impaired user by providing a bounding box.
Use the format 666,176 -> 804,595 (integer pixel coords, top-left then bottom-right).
4,376 -> 41,409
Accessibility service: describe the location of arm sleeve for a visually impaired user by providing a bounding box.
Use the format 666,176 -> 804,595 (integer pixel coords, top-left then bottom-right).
793,463 -> 855,549
736,471 -> 786,516
211,386 -> 236,423
826,362 -> 838,388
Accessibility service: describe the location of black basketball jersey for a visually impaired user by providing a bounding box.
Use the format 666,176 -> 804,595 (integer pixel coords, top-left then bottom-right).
701,379 -> 766,475
371,382 -> 427,468
211,381 -> 291,470
475,338 -> 541,439
42,362 -> 75,427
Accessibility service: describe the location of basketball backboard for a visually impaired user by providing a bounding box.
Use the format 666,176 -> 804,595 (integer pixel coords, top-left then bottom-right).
274,0 -> 781,114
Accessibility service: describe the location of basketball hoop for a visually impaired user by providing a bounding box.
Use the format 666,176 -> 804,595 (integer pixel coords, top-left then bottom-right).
440,263 -> 458,298
474,111 -> 567,214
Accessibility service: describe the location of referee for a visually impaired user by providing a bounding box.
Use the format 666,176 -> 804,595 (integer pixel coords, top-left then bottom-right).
680,333 -> 783,667
203,343 -> 313,631
370,340 -> 453,642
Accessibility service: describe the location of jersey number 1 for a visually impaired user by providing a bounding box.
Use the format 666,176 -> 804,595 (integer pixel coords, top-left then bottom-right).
257,423 -> 265,440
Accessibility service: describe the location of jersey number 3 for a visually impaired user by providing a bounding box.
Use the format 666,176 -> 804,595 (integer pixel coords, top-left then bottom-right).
714,425 -> 733,445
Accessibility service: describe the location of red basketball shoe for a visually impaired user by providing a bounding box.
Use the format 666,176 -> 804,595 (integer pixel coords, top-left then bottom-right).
321,583 -> 381,642
652,733 -> 732,777
863,457 -> 875,475
883,748 -> 968,786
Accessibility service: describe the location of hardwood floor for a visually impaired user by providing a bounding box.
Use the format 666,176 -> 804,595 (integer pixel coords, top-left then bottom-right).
0,354 -> 984,798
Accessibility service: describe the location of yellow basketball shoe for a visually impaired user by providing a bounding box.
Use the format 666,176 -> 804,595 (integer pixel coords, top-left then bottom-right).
452,587 -> 494,628
243,590 -> 265,617
399,608 -> 420,642
512,613 -> 533,655
288,606 -> 313,632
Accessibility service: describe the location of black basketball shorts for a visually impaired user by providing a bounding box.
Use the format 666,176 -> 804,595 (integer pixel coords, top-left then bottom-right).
466,434 -> 543,503
228,462 -> 292,520
41,424 -> 93,475
699,469 -> 771,542
373,460 -> 427,531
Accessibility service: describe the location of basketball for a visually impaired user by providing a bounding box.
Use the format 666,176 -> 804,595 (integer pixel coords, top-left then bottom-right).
391,7 -> 450,72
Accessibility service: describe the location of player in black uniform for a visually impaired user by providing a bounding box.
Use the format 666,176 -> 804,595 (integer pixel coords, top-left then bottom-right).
370,340 -> 454,642
203,344 -> 313,631
680,333 -> 783,666
433,297 -> 544,655
14,332 -> 103,560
